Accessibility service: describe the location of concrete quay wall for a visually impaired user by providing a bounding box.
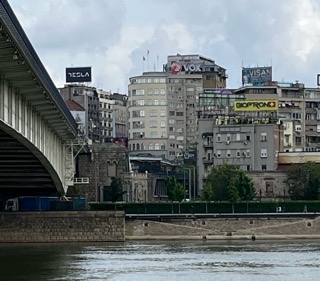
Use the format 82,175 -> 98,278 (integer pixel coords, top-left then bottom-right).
0,211 -> 125,243
126,217 -> 320,240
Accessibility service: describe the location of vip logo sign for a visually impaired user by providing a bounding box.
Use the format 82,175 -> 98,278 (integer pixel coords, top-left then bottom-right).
234,100 -> 278,111
66,67 -> 92,83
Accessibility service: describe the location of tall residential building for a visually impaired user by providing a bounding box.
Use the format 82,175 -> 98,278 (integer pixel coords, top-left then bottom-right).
59,85 -> 128,143
128,54 -> 227,161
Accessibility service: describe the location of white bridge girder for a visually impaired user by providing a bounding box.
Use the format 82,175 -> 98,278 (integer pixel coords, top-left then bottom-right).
0,77 -> 74,194
0,1 -> 80,195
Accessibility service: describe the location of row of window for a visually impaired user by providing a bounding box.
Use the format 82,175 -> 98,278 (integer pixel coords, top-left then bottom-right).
131,109 -> 166,117
210,133 -> 267,143
130,78 -> 166,84
131,99 -> 167,106
130,88 -> 166,96
210,148 -> 268,158
130,143 -> 166,150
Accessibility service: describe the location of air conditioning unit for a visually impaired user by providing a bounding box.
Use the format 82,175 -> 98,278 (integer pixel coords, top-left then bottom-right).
226,141 -> 230,145
243,140 -> 248,145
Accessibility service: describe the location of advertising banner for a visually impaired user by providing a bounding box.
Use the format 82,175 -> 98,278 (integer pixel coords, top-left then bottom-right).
66,67 -> 92,83
242,66 -> 272,86
234,100 -> 278,111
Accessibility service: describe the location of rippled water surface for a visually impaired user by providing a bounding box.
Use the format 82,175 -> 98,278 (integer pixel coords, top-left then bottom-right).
1,240 -> 320,280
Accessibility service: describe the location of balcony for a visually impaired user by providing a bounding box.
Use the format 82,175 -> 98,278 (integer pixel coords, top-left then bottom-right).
203,158 -> 214,164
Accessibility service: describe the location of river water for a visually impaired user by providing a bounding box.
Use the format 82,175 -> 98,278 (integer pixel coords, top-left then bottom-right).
1,240 -> 320,280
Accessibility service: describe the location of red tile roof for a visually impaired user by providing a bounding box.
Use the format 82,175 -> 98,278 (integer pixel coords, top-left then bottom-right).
64,99 -> 85,111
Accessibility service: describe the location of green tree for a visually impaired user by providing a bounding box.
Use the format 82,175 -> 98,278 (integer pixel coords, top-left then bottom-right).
235,170 -> 255,201
228,185 -> 240,203
165,176 -> 187,202
287,162 -> 320,200
104,177 -> 126,202
202,181 -> 215,201
202,163 -> 255,202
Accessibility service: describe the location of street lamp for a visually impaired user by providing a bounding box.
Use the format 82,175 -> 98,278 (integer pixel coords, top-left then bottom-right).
182,166 -> 196,201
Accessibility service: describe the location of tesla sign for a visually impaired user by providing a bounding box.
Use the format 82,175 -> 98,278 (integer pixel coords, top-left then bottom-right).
66,67 -> 92,83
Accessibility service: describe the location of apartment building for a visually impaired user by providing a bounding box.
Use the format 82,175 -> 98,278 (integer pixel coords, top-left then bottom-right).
59,85 -> 128,143
235,82 -> 320,152
197,116 -> 283,195
128,54 -> 227,161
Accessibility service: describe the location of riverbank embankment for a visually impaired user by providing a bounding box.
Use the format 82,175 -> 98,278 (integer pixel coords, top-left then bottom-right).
126,215 -> 320,241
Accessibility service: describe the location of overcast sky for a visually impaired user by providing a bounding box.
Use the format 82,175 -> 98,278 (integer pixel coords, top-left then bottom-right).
8,0 -> 320,93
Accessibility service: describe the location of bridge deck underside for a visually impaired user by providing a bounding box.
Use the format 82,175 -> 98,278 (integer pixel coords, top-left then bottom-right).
0,129 -> 56,196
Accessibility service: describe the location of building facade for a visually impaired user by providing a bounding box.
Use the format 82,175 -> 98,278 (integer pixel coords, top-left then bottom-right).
59,85 -> 128,143
235,82 -> 320,153
197,117 -> 283,196
128,54 -> 227,161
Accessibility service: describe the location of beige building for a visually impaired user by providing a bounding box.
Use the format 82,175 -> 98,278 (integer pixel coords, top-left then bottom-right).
128,54 -> 227,161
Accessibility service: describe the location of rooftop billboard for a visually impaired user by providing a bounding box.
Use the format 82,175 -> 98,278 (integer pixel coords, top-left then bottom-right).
234,100 -> 278,111
66,67 -> 92,83
242,66 -> 272,86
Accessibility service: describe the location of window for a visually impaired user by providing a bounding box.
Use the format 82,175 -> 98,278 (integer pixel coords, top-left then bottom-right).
169,127 -> 174,131
133,99 -> 144,106
292,112 -> 301,120
169,151 -> 175,156
236,133 -> 240,141
150,110 -> 157,117
169,119 -> 175,124
169,111 -> 175,116
176,112 -> 184,116
160,99 -> 166,105
148,89 -> 153,95
261,164 -> 267,171
261,148 -> 267,158
160,89 -> 165,95
246,149 -> 250,157
226,149 -> 231,158
160,121 -> 166,128
148,99 -> 153,105
247,165 -> 251,171
226,134 -> 231,141
154,143 -> 160,150
160,110 -> 166,116
246,135 -> 251,141
217,134 -> 221,142
132,110 -> 145,117
154,89 -> 159,95
134,89 -> 144,96
169,143 -> 175,148
150,120 -> 157,128
266,181 -> 273,193
216,150 -> 221,158
236,151 -> 241,158
148,143 -> 153,150
154,100 -> 159,105
261,133 -> 267,142
150,132 -> 157,138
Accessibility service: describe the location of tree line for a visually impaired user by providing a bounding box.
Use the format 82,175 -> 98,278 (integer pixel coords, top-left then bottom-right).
103,162 -> 320,202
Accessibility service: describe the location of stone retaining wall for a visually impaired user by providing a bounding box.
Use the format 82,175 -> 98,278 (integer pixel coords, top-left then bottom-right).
126,217 -> 317,238
0,211 -> 125,243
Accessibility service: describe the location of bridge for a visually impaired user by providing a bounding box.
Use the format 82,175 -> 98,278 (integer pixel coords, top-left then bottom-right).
0,0 -> 82,197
